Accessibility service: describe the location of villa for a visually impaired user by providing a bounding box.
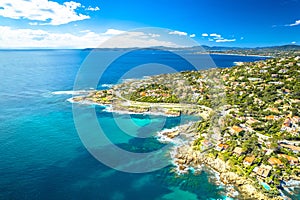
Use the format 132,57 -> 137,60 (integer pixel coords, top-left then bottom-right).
268,157 -> 283,166
278,154 -> 299,165
280,144 -> 300,153
254,165 -> 272,178
215,143 -> 229,151
292,116 -> 300,123
233,147 -> 244,156
265,115 -> 277,120
243,156 -> 255,166
245,117 -> 258,125
267,107 -> 280,113
282,118 -> 292,128
231,126 -> 243,134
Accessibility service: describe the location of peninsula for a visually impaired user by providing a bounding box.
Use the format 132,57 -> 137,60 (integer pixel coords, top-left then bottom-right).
71,51 -> 300,199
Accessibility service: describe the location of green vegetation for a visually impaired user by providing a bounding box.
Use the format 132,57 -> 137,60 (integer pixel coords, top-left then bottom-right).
72,51 -> 300,198
129,83 -> 179,103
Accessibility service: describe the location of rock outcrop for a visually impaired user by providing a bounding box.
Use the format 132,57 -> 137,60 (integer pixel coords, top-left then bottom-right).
171,145 -> 282,200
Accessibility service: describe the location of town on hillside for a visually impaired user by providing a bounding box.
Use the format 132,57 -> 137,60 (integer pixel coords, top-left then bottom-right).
72,50 -> 300,199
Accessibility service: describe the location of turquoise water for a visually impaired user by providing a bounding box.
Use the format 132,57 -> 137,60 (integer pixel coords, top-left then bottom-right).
261,182 -> 271,191
0,50 -> 269,199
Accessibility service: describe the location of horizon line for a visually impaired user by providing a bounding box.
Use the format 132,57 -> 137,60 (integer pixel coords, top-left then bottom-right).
0,44 -> 299,51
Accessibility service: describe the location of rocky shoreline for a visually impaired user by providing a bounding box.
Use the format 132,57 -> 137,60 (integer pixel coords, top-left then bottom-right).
69,90 -> 296,200
156,124 -> 284,200
70,94 -> 293,200
70,95 -> 292,199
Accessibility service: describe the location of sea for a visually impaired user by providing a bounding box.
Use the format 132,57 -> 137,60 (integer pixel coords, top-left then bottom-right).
0,49 -> 294,200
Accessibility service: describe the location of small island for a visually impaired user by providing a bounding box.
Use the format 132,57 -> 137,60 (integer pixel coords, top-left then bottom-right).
71,52 -> 300,199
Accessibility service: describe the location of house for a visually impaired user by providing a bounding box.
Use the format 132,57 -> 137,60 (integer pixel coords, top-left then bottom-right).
254,165 -> 272,178
243,156 -> 255,166
215,143 -> 229,151
139,91 -> 146,97
246,117 -> 258,125
269,81 -> 283,85
233,147 -> 244,156
279,69 -> 288,73
260,70 -> 268,73
248,78 -> 262,81
201,140 -> 213,150
292,116 -> 300,124
268,157 -> 283,166
267,107 -> 280,113
280,144 -> 300,153
265,115 -> 276,120
282,118 -> 292,128
278,154 -> 299,165
231,126 -> 243,134
283,89 -> 291,94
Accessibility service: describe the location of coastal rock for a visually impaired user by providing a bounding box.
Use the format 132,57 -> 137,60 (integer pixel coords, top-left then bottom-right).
166,131 -> 180,138
170,144 -> 282,200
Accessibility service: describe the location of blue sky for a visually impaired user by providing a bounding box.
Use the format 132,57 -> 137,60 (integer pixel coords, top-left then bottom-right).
0,0 -> 299,48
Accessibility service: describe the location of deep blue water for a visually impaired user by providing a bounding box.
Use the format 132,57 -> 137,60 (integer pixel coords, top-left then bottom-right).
0,50 -> 271,200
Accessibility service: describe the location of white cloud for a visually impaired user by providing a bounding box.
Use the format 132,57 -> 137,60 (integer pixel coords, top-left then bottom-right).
292,41 -> 296,44
0,26 -> 180,48
240,37 -> 244,40
149,33 -> 160,38
29,22 -> 39,26
168,30 -> 188,36
103,29 -> 126,35
102,32 -> 178,48
189,34 -> 196,38
286,19 -> 300,27
203,32 -> 236,43
86,6 -> 100,11
0,0 -> 90,25
215,39 -> 236,43
210,33 -> 222,39
0,26 -> 108,48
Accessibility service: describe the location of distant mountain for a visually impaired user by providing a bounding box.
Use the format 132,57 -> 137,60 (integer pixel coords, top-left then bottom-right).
254,45 -> 300,51
83,44 -> 300,52
200,45 -> 300,51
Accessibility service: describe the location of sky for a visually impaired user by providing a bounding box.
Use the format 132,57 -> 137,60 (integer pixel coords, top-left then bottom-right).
0,0 -> 299,48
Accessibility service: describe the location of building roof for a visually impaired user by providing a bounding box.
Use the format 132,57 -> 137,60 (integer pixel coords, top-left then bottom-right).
246,117 -> 258,125
140,91 -> 146,96
291,116 -> 300,124
218,143 -> 229,149
265,115 -> 276,120
278,154 -> 298,163
268,107 -> 279,113
268,157 -> 283,165
244,156 -> 255,164
281,144 -> 300,152
202,140 -> 212,147
232,126 -> 243,133
283,118 -> 291,127
256,165 -> 272,178
233,147 -> 244,155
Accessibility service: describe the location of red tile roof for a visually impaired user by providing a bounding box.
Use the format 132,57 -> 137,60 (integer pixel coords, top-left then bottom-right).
244,156 -> 255,164
278,154 -> 298,163
232,126 -> 243,133
268,157 -> 283,165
